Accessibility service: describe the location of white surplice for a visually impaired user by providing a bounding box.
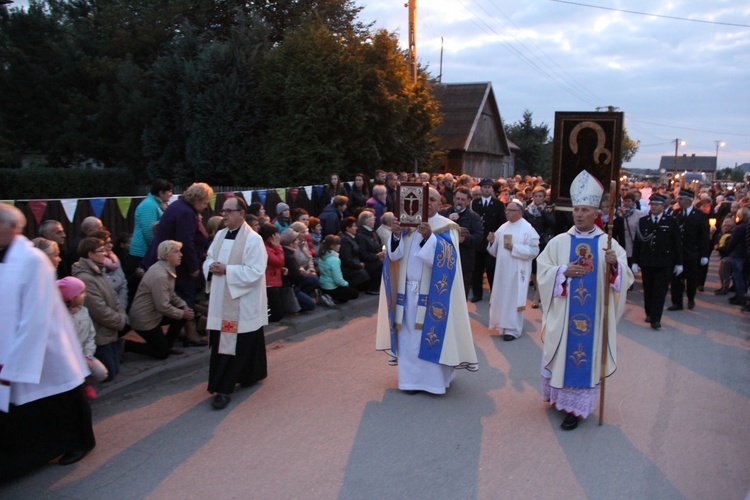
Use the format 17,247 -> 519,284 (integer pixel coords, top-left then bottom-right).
487,218 -> 540,338
0,236 -> 88,412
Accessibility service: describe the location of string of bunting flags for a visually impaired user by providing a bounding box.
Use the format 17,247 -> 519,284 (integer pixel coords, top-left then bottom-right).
2,183 -> 342,230
0,183 -> 351,243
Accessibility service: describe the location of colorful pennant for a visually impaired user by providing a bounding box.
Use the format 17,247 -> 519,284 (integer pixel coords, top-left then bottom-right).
90,198 -> 106,218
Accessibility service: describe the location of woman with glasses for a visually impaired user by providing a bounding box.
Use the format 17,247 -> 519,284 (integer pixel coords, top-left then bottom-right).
71,237 -> 128,381
91,229 -> 129,310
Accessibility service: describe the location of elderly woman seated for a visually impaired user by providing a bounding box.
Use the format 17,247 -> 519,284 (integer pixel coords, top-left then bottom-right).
126,240 -> 196,359
280,228 -> 317,312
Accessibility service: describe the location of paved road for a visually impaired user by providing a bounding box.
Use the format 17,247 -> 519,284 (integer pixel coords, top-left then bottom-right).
2,260 -> 749,499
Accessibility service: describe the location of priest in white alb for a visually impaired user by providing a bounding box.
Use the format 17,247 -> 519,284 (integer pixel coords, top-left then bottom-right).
204,196 -> 268,410
487,198 -> 540,341
376,188 -> 478,395
537,170 -> 633,430
0,204 -> 95,480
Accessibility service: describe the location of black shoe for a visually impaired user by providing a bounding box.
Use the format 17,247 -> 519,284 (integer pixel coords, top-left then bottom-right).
561,413 -> 580,431
687,300 -> 695,310
212,394 -> 231,410
470,296 -> 482,303
729,296 -> 746,305
714,289 -> 728,295
58,449 -> 90,465
644,316 -> 651,323
503,334 -> 517,342
365,290 -> 380,295
403,390 -> 420,395
667,305 -> 682,311
169,348 -> 185,355
651,322 -> 662,330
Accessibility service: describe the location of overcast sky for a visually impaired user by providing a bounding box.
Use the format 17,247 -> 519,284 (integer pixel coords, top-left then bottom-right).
8,0 -> 749,172
360,0 -> 750,172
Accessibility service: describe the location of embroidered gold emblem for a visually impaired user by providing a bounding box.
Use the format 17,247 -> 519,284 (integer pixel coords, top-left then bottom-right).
424,327 -> 440,348
430,304 -> 445,321
436,240 -> 456,270
573,280 -> 591,305
569,343 -> 588,367
434,273 -> 449,296
569,313 -> 592,337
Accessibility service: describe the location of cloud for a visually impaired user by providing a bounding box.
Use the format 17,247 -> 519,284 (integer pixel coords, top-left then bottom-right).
362,0 -> 750,170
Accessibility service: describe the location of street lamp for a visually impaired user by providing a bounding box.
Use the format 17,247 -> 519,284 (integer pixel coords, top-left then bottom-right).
715,140 -> 725,168
672,138 -> 686,186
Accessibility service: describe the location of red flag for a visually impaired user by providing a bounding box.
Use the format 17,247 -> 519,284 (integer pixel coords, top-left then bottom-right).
290,187 -> 299,203
28,200 -> 48,225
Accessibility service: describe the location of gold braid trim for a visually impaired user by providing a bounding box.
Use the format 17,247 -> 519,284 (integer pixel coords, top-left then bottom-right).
432,222 -> 459,235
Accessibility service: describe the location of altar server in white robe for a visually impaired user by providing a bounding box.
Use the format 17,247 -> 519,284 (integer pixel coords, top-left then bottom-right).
487,199 -> 540,341
204,196 -> 268,410
0,204 -> 95,480
537,170 -> 632,431
376,188 -> 478,395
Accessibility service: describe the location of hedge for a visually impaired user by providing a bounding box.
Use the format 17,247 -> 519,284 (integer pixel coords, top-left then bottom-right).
0,168 -> 136,199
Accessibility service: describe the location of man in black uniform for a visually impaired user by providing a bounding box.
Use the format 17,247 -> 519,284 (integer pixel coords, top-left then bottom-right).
632,194 -> 683,329
470,178 -> 506,302
440,187 -> 483,299
668,189 -> 710,311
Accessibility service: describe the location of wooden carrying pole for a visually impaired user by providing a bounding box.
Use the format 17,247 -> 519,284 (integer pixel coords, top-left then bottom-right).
599,180 -> 617,426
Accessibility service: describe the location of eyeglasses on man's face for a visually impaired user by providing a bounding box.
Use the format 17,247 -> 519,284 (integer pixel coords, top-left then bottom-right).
220,209 -> 242,215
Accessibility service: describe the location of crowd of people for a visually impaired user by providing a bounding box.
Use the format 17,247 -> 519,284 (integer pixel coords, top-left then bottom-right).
3,167 -> 750,480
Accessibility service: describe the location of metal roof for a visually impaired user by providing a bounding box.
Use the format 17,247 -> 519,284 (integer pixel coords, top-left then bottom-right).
658,155 -> 717,172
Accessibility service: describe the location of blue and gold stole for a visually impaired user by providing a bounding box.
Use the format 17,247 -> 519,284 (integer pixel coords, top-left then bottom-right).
564,234 -> 601,387
418,232 -> 458,364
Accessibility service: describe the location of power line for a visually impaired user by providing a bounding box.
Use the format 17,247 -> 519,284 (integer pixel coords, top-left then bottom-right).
453,0 -> 601,107
477,0 -> 605,105
550,0 -> 750,28
627,117 -> 750,138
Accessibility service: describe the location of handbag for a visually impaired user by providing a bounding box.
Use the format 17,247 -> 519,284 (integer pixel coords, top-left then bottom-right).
280,286 -> 301,313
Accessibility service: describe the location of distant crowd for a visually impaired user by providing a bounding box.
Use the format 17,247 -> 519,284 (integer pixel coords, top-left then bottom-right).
24,171 -> 750,391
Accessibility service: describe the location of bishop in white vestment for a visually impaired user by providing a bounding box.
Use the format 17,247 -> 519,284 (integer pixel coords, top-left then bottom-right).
538,171 -> 633,430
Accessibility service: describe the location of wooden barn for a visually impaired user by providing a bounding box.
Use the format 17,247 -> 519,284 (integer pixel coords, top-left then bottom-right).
432,82 -> 515,179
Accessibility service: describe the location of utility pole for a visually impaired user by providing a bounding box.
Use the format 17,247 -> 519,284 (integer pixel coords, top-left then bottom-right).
408,0 -> 417,84
408,0 -> 418,173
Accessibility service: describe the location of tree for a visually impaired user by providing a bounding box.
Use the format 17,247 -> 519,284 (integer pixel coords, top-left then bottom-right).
621,128 -> 639,163
504,110 -> 551,178
259,23 -> 441,185
716,167 -> 745,182
0,1 -> 77,166
249,0 -> 369,44
143,16 -> 269,185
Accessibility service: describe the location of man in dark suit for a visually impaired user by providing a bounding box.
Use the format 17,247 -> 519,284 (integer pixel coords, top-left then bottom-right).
632,194 -> 683,329
668,189 -> 710,311
470,178 -> 506,302
440,187 -> 482,299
